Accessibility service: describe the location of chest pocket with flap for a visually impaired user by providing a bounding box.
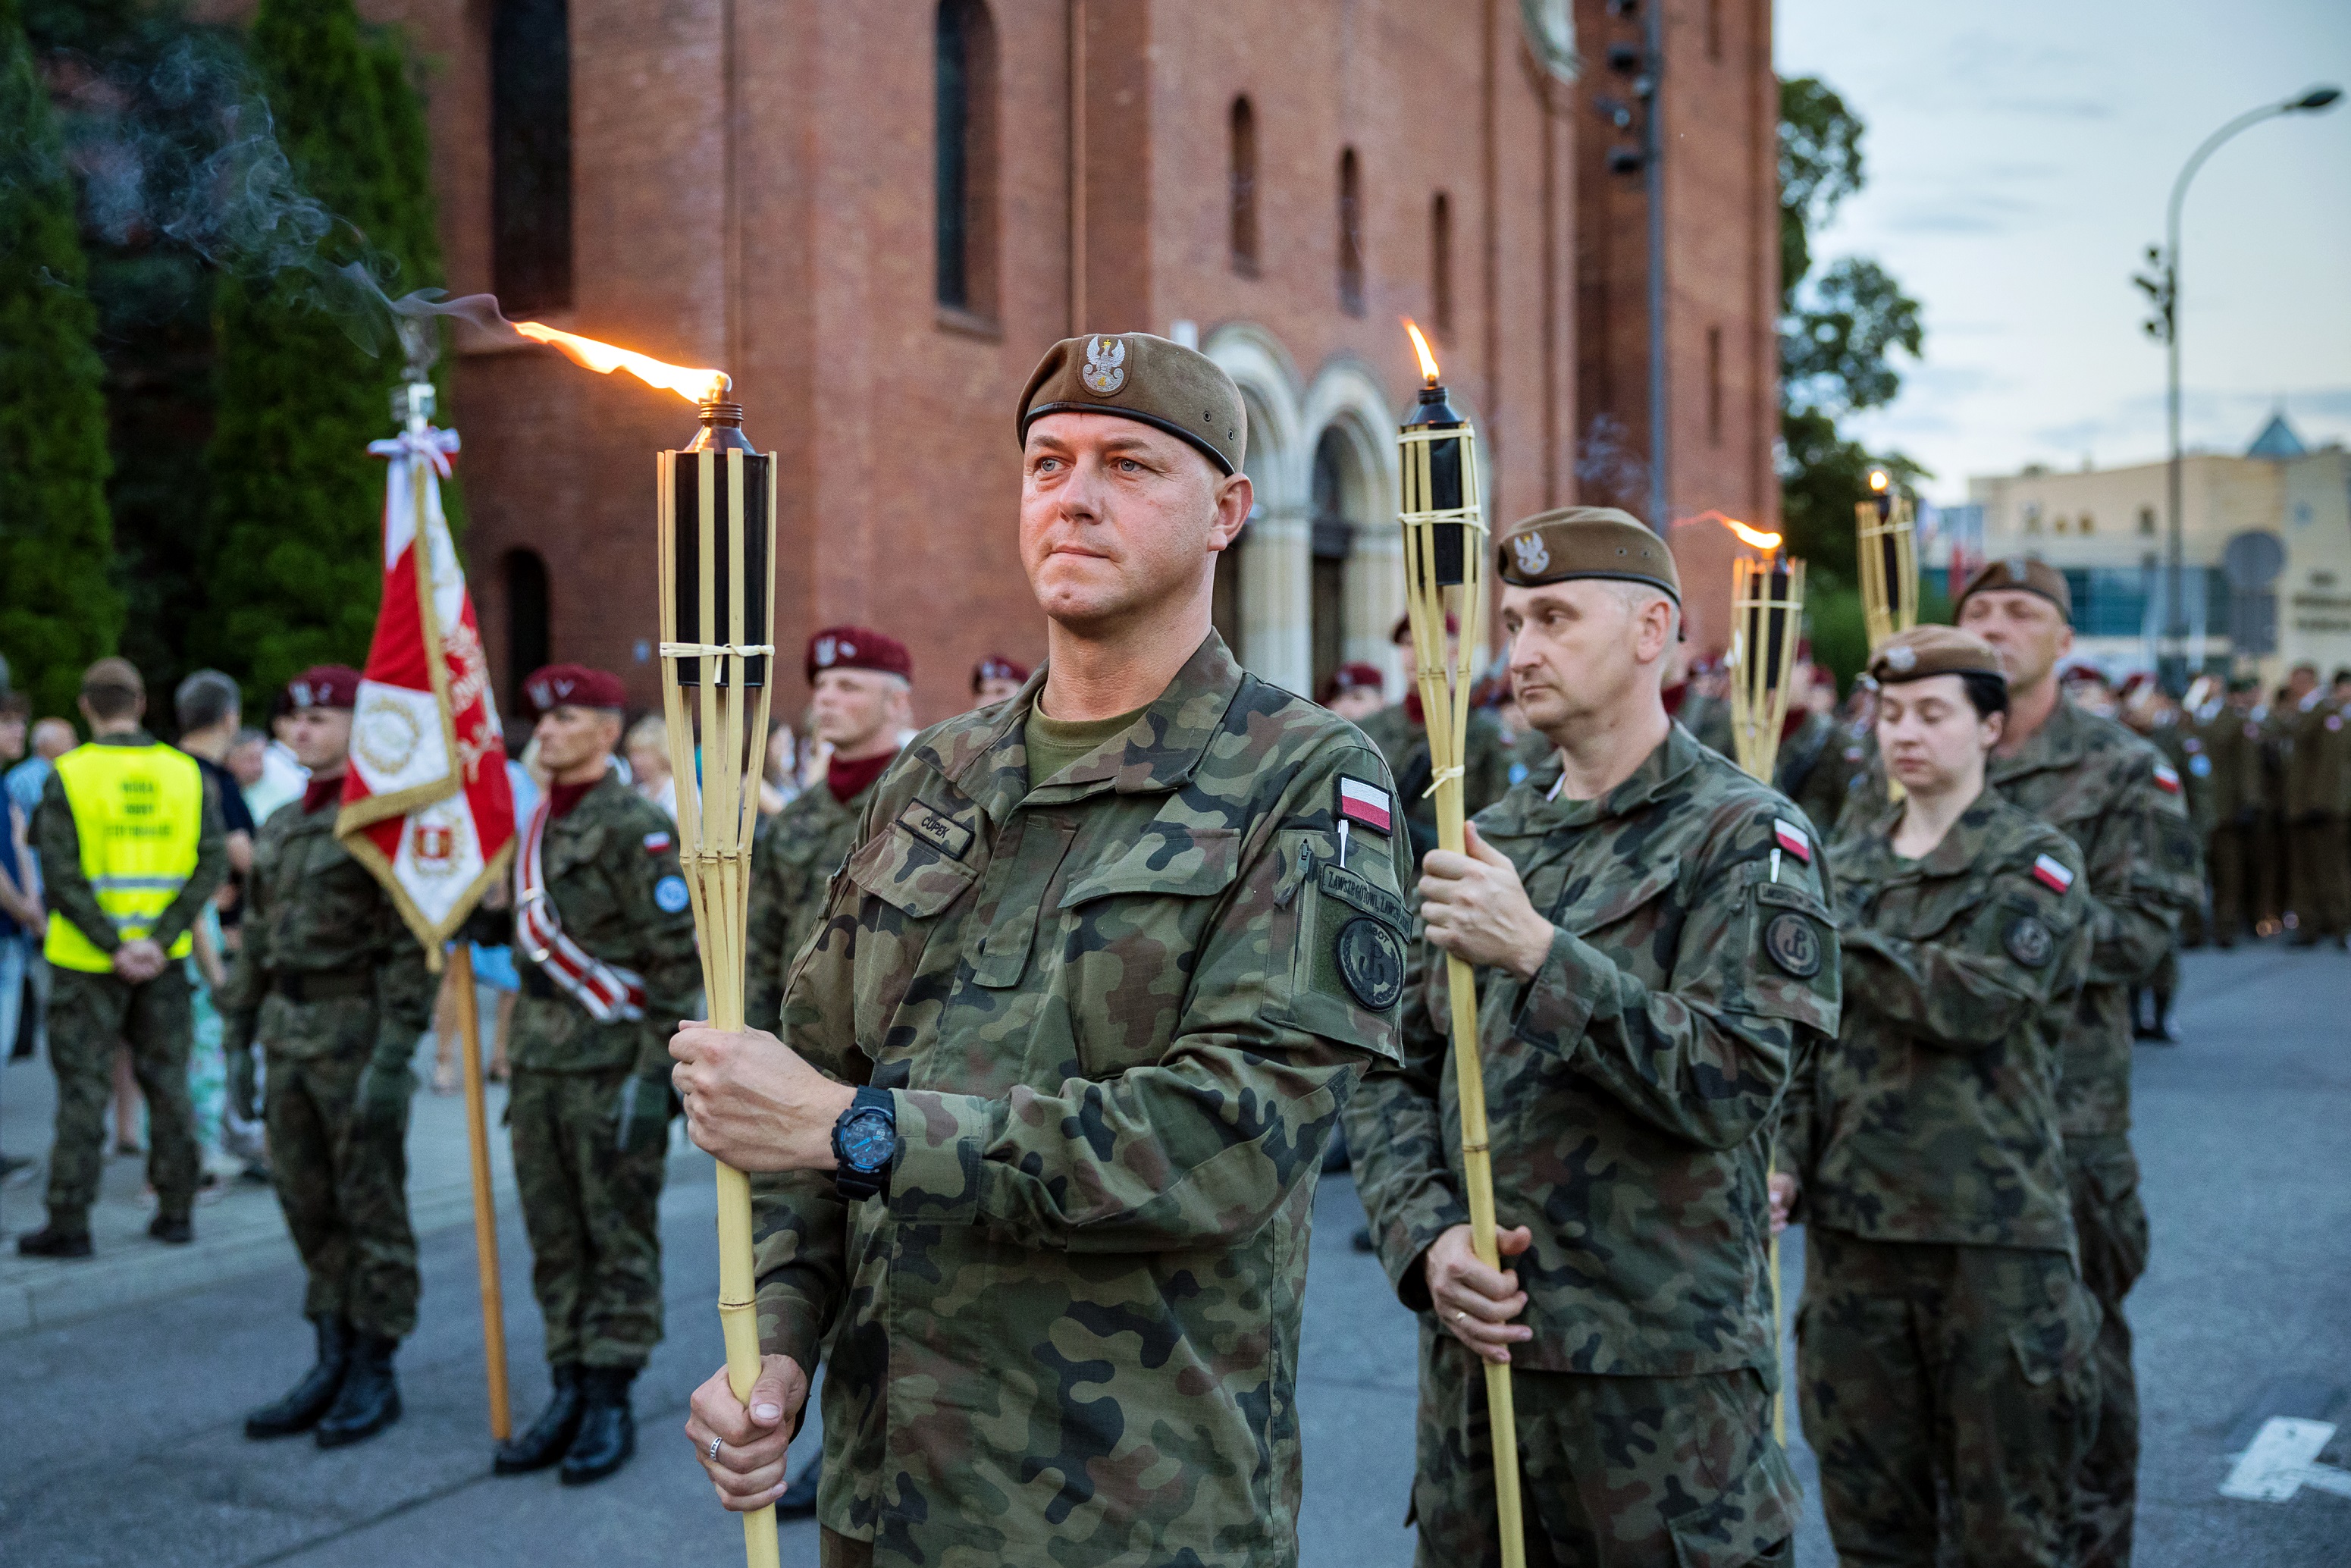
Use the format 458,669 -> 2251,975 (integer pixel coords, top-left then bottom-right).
1055,825 -> 1243,1074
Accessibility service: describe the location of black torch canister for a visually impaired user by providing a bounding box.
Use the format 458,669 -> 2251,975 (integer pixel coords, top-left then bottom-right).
666,395 -> 773,690
1402,381 -> 1472,584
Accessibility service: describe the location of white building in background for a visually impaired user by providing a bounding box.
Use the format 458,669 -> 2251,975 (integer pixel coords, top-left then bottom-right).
1963,416 -> 2351,686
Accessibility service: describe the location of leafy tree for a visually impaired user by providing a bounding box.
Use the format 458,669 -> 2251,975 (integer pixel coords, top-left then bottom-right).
1776,74 -> 1929,691
0,0 -> 124,719
202,0 -> 447,709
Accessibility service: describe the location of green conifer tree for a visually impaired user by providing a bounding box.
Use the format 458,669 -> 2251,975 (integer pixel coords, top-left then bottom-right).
0,0 -> 124,719
202,0 -> 447,705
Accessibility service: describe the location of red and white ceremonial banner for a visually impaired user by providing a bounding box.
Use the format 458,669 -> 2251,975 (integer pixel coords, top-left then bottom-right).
337,424 -> 516,956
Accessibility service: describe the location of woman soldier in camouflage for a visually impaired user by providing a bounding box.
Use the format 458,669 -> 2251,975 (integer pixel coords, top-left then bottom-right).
1773,626 -> 2101,1566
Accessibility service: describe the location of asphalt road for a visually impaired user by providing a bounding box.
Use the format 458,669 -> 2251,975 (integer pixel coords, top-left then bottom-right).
2,941 -> 2345,1566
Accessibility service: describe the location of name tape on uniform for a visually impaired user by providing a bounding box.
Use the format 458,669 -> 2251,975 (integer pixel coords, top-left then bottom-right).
1337,776 -> 1393,835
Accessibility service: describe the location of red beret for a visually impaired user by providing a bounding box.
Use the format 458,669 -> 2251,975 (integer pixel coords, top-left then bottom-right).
807,627 -> 912,684
522,663 -> 628,716
972,654 -> 1030,691
287,666 -> 362,710
1325,662 -> 1384,697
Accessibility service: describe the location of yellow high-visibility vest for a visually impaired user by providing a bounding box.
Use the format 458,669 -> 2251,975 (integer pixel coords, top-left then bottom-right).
44,742 -> 204,974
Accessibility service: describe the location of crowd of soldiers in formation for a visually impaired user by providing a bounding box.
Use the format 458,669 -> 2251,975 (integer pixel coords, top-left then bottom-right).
14,329 -> 2331,1568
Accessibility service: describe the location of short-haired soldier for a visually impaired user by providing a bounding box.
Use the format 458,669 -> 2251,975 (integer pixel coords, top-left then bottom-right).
672,333 -> 1412,1566
1773,626 -> 2100,1565
1347,508 -> 1840,1567
485,664 -> 701,1485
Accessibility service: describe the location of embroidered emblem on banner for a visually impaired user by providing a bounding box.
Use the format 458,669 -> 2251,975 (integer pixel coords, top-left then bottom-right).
1081,336 -> 1127,394
1335,917 -> 1406,1010
1763,911 -> 1822,977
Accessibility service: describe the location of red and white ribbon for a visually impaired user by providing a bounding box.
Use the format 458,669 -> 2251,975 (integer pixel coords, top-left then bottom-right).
515,797 -> 646,1022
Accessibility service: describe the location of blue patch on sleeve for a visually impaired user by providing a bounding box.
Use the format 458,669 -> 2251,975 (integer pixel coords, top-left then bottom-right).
654,875 -> 691,914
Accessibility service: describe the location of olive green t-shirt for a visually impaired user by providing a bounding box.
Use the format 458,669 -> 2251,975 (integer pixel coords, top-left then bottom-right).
1024,704 -> 1146,790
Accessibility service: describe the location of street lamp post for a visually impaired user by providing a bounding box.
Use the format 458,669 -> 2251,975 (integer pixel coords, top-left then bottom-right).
2136,84 -> 2340,692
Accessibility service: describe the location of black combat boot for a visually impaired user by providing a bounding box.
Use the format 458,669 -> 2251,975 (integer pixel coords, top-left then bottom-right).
15,1226 -> 93,1259
245,1316 -> 353,1438
494,1364 -> 585,1475
559,1367 -> 638,1485
314,1331 -> 403,1448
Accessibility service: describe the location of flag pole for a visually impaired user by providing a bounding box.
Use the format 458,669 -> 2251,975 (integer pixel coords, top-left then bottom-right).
450,941 -> 513,1439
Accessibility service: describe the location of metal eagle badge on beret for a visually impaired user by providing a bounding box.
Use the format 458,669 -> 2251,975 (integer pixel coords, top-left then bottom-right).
1885,644 -> 1917,673
1510,533 -> 1551,576
1080,335 -> 1127,394
2005,914 -> 2053,968
1763,911 -> 1823,977
1335,917 -> 1406,1010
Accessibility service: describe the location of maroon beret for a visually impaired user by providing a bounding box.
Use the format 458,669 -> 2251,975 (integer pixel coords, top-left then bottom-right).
807,627 -> 912,684
972,654 -> 1030,691
522,663 -> 627,717
1326,662 -> 1384,697
287,666 -> 363,711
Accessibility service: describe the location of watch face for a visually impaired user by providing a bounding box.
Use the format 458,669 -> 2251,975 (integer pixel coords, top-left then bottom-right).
838,1109 -> 895,1172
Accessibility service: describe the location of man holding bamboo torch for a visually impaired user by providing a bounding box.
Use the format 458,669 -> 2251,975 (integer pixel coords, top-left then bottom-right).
475,663 -> 701,1484
671,333 -> 1412,1566
227,666 -> 437,1448
1347,508 -> 1838,1568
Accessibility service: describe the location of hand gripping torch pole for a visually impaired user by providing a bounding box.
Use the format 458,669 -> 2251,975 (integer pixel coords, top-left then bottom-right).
1397,321 -> 1524,1567
656,387 -> 782,1568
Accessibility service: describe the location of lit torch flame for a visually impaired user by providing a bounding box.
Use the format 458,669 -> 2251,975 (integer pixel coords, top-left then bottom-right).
1401,317 -> 1441,384
1723,516 -> 1782,554
513,321 -> 730,404
1868,469 -> 1889,494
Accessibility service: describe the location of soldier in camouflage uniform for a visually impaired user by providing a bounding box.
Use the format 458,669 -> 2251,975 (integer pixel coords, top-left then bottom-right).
482,663 -> 701,1485
1955,560 -> 2200,1567
1349,508 -> 1840,1568
674,332 -> 1410,1567
1360,614 -> 1514,867
2196,677 -> 2266,946
17,658 -> 228,1259
1773,627 -> 2099,1566
745,628 -> 914,1035
226,667 -> 437,1449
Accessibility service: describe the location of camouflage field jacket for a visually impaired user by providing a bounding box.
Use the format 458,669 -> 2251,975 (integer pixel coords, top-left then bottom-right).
1347,723 -> 1842,1381
506,770 -> 701,1075
751,632 -> 1410,1567
1779,792 -> 2092,1253
219,791 -> 434,1064
744,772 -> 878,1034
1986,698 -> 2199,1139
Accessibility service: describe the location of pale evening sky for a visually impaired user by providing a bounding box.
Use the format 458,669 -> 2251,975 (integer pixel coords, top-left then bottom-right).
1773,0 -> 2351,502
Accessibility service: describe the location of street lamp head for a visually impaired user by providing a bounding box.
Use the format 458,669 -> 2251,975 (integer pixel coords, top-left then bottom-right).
2290,86 -> 2342,111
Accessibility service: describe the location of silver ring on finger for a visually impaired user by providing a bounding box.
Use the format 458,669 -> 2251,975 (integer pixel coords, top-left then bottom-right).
1456,1309 -> 1468,1323
707,1435 -> 723,1462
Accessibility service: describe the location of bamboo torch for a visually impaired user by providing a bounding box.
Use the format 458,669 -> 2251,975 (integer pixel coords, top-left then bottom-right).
1725,538 -> 1806,1445
1856,470 -> 1918,804
657,387 -> 781,1568
1397,319 -> 1524,1567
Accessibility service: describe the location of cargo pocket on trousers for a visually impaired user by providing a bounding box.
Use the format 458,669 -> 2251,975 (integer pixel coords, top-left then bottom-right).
1669,1406 -> 1800,1568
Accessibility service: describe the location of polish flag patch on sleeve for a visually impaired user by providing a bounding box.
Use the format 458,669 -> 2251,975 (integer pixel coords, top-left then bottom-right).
1337,776 -> 1393,834
643,831 -> 674,855
2151,762 -> 2182,795
1773,818 -> 1812,862
2032,853 -> 2076,894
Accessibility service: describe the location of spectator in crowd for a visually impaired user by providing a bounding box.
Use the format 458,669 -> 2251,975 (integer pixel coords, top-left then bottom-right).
757,721 -> 802,817
623,716 -> 676,820
4,717 -> 75,1077
0,692 -> 41,1181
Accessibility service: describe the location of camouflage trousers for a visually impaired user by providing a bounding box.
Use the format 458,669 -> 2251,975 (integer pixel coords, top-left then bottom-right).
266,1047 -> 420,1339
1412,1323 -> 1798,1568
43,966 -> 199,1233
1797,1229 -> 2098,1566
509,1067 -> 667,1368
2068,1135 -> 2149,1568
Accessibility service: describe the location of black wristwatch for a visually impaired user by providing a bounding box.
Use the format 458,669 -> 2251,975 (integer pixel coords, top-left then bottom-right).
830,1085 -> 898,1201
